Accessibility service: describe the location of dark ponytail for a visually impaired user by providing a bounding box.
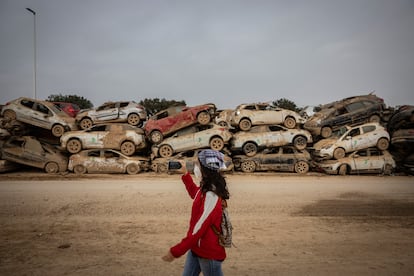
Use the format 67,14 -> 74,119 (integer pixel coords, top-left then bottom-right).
200,165 -> 230,200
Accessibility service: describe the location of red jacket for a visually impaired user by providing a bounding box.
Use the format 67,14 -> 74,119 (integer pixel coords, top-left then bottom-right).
170,173 -> 226,261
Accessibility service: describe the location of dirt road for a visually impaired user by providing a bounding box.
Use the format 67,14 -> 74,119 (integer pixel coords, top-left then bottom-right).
1,173 -> 413,275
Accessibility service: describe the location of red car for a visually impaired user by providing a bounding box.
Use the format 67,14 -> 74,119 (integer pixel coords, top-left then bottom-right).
144,104 -> 216,144
53,102 -> 80,117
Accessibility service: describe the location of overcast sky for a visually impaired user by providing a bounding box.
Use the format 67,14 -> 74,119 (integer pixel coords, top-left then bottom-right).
1,0 -> 413,110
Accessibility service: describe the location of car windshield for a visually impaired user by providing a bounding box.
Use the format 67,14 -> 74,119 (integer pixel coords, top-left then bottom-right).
47,103 -> 69,117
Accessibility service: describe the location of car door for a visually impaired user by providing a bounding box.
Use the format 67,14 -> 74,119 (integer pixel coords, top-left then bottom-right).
361,124 -> 379,148
31,102 -> 53,129
266,126 -> 284,147
341,126 -> 362,152
170,127 -> 198,152
94,103 -> 118,122
84,125 -> 107,148
101,150 -> 124,173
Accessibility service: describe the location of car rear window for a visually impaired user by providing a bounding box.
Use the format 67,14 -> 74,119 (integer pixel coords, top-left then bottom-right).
362,125 -> 376,134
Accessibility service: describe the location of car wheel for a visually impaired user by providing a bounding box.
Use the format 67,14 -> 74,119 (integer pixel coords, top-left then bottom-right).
210,137 -> 224,151
384,164 -> 393,175
333,148 -> 345,160
121,141 -> 135,156
293,135 -> 307,151
239,119 -> 252,131
284,117 -> 296,129
67,139 -> 82,154
197,111 -> 211,125
126,163 -> 140,174
74,164 -> 86,174
159,144 -> 173,158
3,110 -> 16,120
294,161 -> 309,174
79,118 -> 93,130
321,126 -> 332,138
51,124 -> 65,137
376,138 -> 389,150
150,130 -> 163,144
127,113 -> 140,126
45,162 -> 59,173
158,163 -> 168,173
241,160 -> 256,173
369,114 -> 381,123
338,164 -> 348,175
243,142 -> 257,157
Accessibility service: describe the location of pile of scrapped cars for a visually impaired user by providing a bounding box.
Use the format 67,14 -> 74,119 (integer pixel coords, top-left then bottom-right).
0,94 -> 413,176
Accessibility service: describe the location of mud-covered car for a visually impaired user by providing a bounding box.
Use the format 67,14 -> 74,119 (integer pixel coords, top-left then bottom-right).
0,118 -> 28,137
1,97 -> 77,137
151,124 -> 232,158
52,102 -> 80,118
387,105 -> 414,134
151,149 -> 233,174
60,123 -> 147,156
0,159 -> 20,173
230,125 -> 312,156
304,94 -> 387,138
230,103 -> 305,131
144,103 -> 216,144
76,101 -> 147,130
313,122 -> 390,160
0,136 -> 68,173
315,148 -> 395,175
233,146 -> 311,174
68,149 -> 150,174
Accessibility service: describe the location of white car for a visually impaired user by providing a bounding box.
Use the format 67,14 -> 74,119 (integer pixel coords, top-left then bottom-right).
76,101 -> 147,129
1,97 -> 77,137
151,124 -> 233,158
316,148 -> 395,175
230,103 -> 306,131
230,125 -> 312,156
60,123 -> 147,156
313,122 -> 390,160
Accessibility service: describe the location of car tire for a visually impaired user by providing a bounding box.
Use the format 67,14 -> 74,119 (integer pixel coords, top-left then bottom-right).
210,137 -> 224,151
243,142 -> 257,157
126,163 -> 140,175
241,160 -> 256,173
150,130 -> 163,144
51,124 -> 65,137
294,161 -> 309,174
159,144 -> 173,158
321,126 -> 332,138
338,164 -> 348,175
67,139 -> 82,154
284,117 -> 296,129
333,148 -> 346,160
45,162 -> 59,173
79,118 -> 93,130
127,113 -> 140,126
3,110 -> 16,120
239,118 -> 252,131
197,111 -> 211,125
376,138 -> 389,151
74,164 -> 86,174
293,135 -> 307,151
158,163 -> 168,173
121,141 -> 135,156
369,114 -> 381,123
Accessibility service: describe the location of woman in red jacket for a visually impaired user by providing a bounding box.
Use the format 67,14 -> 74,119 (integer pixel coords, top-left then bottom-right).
162,149 -> 230,276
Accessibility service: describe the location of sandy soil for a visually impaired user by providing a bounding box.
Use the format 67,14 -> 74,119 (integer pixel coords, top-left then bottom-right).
0,173 -> 413,275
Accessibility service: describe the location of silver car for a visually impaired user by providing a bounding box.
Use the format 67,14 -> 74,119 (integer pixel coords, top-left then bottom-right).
76,101 -> 147,130
151,124 -> 233,158
316,148 -> 395,175
230,103 -> 306,131
60,123 -> 147,156
1,97 -> 77,137
230,125 -> 313,156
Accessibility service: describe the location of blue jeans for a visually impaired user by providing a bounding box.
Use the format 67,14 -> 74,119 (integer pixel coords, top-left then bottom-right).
182,251 -> 223,276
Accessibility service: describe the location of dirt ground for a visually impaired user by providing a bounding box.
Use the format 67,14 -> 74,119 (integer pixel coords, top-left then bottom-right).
0,172 -> 413,275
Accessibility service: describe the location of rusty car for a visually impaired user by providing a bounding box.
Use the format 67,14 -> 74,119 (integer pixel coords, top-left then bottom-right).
1,97 -> 77,137
151,123 -> 232,158
76,101 -> 147,130
151,149 -> 233,174
312,122 -> 390,160
60,123 -> 147,156
144,103 -> 216,144
315,148 -> 395,175
304,94 -> 388,138
68,149 -> 150,174
230,103 -> 306,131
0,136 -> 68,173
232,146 -> 312,174
230,125 -> 312,156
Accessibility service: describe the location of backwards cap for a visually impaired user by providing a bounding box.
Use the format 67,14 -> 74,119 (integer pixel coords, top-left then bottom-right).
198,149 -> 226,171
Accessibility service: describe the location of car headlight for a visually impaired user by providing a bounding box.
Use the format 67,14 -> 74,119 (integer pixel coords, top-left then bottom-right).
235,111 -> 240,116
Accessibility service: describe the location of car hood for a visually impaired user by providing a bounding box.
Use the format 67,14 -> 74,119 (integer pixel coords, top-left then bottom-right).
314,138 -> 336,149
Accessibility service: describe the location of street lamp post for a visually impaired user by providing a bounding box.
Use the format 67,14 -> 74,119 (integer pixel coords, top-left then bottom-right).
26,8 -> 37,99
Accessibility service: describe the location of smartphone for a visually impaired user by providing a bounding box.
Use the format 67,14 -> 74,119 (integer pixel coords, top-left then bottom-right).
167,161 -> 182,170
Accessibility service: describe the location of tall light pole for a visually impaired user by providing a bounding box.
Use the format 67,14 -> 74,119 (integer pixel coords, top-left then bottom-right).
26,8 -> 37,99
